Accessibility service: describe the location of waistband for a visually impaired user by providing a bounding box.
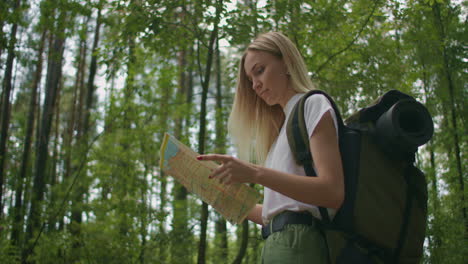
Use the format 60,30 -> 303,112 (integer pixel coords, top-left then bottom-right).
261,211 -> 317,239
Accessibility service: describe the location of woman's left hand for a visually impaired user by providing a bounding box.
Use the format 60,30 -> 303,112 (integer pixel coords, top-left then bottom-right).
197,154 -> 259,185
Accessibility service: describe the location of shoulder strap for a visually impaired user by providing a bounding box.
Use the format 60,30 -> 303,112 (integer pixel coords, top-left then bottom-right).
286,90 -> 345,223
286,90 -> 345,168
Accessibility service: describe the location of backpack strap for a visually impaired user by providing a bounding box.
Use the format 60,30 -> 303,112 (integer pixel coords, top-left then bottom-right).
286,90 -> 345,224
393,163 -> 417,262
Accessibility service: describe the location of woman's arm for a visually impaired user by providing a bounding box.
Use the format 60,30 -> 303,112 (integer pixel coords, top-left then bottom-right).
257,111 -> 344,209
199,111 -> 344,209
246,204 -> 263,225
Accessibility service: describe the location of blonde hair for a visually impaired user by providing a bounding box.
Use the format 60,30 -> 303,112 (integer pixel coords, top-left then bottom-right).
228,32 -> 316,164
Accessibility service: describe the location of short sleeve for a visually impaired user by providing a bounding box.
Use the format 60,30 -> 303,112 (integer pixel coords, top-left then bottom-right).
303,94 -> 339,139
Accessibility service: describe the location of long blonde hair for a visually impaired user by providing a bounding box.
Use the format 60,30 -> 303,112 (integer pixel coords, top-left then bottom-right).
228,32 -> 316,164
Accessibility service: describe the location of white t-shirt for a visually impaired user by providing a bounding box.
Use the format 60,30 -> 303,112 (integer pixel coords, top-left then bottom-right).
262,93 -> 339,225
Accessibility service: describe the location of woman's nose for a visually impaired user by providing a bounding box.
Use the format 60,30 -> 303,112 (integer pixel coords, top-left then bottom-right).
252,80 -> 261,91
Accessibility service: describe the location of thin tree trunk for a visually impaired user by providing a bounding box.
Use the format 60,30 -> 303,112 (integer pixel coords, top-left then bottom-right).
252,224 -> 260,263
83,8 -> 102,136
48,77 -> 62,231
123,23 -> 136,131
197,2 -> 222,264
171,46 -> 190,263
419,48 -> 442,261
11,29 -> 46,248
0,0 -> 22,214
138,157 -> 149,264
215,217 -> 228,260
214,36 -> 228,261
70,16 -> 90,254
0,1 -> 8,59
75,25 -> 89,140
24,9 -> 66,260
432,2 -> 466,235
157,71 -> 171,263
0,20 -> 4,60
232,221 -> 249,264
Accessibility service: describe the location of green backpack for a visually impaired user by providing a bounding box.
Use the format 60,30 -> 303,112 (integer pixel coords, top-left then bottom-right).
286,90 -> 433,264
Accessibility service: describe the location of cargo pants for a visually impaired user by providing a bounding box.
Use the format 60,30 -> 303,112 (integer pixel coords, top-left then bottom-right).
261,224 -> 329,264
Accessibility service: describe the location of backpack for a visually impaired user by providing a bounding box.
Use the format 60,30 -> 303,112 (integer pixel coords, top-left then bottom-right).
286,90 -> 433,264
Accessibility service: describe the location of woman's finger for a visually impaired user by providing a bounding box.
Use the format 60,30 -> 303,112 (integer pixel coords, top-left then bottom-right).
210,167 -> 229,183
197,154 -> 232,163
218,171 -> 232,185
209,163 -> 229,179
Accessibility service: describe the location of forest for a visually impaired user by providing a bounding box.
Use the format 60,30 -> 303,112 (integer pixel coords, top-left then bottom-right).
0,0 -> 466,263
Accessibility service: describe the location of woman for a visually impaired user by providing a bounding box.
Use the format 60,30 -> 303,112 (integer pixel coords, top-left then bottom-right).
197,32 -> 344,263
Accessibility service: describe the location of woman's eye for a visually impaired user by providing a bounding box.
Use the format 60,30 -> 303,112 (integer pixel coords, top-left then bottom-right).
257,67 -> 264,74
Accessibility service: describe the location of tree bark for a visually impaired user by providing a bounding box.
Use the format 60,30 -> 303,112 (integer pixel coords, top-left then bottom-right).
432,2 -> 466,236
69,16 -> 90,254
197,2 -> 222,264
171,45 -> 190,263
83,8 -> 102,137
232,221 -> 249,264
419,46 -> 442,261
214,36 -> 228,261
157,29 -> 171,264
47,75 -> 63,231
0,0 -> 22,214
11,29 -> 46,248
24,9 -> 66,260
157,81 -> 170,264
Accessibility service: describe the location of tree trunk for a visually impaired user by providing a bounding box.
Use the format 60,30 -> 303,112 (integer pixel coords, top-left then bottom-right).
83,8 -> 102,136
0,0 -> 22,214
214,36 -> 228,261
432,2 -> 466,236
24,9 -> 66,260
48,76 -> 62,231
70,7 -> 102,250
232,221 -> 249,264
157,62 -> 172,261
11,29 -> 46,248
197,2 -> 222,264
63,37 -> 82,186
171,46 -> 190,263
420,49 -> 442,261
215,216 -> 228,260
69,16 -> 90,254
0,20 -> 4,61
158,107 -> 169,262
139,160 -> 149,264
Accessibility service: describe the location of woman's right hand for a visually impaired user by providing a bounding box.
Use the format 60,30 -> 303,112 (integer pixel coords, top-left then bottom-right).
197,154 -> 260,185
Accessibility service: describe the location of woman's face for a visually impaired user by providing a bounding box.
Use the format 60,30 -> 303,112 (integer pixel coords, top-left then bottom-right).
244,50 -> 295,108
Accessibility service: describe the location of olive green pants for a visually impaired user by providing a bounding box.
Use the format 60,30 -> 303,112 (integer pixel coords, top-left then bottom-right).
261,224 -> 329,264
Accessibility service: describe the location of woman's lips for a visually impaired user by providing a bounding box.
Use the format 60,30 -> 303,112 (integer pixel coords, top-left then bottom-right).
259,89 -> 268,98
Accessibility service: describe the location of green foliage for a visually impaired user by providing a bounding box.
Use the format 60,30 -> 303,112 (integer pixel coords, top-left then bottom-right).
0,0 -> 465,263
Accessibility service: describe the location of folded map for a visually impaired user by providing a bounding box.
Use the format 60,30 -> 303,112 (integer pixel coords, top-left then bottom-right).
159,133 -> 261,224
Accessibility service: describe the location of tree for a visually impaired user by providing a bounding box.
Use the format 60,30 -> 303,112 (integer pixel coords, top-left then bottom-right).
24,2 -> 67,260
196,1 -> 223,263
170,6 -> 192,261
430,1 -> 466,237
213,36 -> 228,262
11,28 -> 46,249
0,1 -> 465,263
0,0 -> 22,214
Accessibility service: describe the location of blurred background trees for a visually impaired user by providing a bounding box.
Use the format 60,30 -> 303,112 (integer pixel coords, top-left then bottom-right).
0,0 -> 465,263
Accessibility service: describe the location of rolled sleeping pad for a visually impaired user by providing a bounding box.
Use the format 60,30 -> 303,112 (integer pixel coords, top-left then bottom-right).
374,99 -> 434,159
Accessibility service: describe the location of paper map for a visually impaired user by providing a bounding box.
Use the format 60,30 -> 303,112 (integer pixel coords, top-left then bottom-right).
159,133 -> 261,224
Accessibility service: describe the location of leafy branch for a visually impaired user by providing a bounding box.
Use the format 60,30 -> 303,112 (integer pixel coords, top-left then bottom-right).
313,0 -> 379,76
